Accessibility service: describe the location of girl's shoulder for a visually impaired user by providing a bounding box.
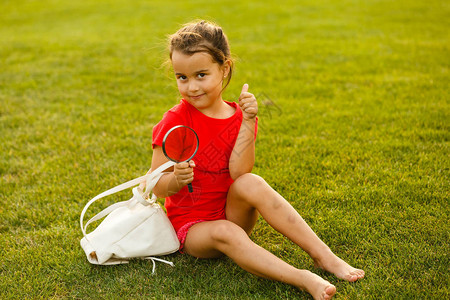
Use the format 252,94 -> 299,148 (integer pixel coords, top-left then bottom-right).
166,99 -> 187,113
157,99 -> 192,127
161,100 -> 188,118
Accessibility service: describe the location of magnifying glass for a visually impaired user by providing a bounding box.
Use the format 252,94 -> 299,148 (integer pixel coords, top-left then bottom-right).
162,125 -> 199,193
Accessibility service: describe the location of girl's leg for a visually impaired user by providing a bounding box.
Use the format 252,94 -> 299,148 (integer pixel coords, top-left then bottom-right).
183,220 -> 336,300
225,173 -> 365,282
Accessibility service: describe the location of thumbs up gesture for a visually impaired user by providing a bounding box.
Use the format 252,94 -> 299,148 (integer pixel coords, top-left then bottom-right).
239,83 -> 258,120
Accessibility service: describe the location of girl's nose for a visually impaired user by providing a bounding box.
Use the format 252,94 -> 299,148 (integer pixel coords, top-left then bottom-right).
188,81 -> 199,92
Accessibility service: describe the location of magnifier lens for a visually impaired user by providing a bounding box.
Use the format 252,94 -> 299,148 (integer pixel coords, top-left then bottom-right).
162,125 -> 199,193
163,126 -> 198,162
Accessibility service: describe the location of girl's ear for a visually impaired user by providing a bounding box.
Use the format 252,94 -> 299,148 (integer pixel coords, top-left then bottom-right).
222,60 -> 232,78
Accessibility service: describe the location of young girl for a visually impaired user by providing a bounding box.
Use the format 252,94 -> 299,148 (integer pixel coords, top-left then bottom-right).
149,20 -> 364,300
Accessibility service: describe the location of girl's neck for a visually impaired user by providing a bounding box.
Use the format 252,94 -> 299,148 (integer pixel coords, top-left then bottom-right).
195,99 -> 235,119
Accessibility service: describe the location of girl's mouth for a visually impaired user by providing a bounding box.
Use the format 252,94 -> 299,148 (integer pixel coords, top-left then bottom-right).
190,94 -> 205,100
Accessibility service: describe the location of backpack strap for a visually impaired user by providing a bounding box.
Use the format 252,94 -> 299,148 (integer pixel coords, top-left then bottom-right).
144,257 -> 175,274
80,161 -> 176,237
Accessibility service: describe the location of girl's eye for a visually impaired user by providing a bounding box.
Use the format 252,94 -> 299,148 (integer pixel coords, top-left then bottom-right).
198,73 -> 206,78
177,75 -> 187,81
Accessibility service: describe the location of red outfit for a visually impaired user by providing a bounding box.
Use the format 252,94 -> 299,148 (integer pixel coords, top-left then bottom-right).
152,99 -> 257,236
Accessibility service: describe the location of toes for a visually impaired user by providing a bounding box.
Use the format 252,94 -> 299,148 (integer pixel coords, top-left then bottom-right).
347,269 -> 365,282
352,269 -> 365,279
323,285 -> 336,299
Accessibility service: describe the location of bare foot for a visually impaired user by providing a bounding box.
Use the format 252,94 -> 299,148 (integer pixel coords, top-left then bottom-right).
314,250 -> 365,282
299,270 -> 336,300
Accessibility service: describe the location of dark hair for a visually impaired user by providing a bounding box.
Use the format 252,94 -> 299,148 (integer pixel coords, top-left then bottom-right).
168,20 -> 233,90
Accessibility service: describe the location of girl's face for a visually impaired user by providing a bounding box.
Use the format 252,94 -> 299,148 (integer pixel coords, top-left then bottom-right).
171,50 -> 230,112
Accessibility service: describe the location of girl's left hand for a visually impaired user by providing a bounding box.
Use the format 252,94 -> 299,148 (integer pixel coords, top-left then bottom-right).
239,83 -> 258,120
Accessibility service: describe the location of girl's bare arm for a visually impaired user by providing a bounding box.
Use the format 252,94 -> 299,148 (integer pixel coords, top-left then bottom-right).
148,146 -> 194,198
229,84 -> 258,180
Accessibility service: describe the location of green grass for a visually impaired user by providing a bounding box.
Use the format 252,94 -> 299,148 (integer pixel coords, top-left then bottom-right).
1,0 -> 448,298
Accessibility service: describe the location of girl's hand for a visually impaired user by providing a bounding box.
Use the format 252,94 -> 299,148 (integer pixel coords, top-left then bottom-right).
239,83 -> 258,120
173,160 -> 195,188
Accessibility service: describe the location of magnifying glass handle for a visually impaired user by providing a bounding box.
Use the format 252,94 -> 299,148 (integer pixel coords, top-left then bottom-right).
188,183 -> 193,193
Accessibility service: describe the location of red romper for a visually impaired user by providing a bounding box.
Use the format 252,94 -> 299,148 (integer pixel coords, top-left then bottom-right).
152,99 -> 257,249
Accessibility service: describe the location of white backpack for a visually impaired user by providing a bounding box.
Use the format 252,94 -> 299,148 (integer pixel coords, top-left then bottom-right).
80,161 -> 180,273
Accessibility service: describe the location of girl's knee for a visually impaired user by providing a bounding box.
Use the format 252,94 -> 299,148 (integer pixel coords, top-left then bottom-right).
210,220 -> 247,246
230,173 -> 267,199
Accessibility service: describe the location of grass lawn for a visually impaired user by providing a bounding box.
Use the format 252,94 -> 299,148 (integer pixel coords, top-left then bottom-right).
1,0 -> 448,298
